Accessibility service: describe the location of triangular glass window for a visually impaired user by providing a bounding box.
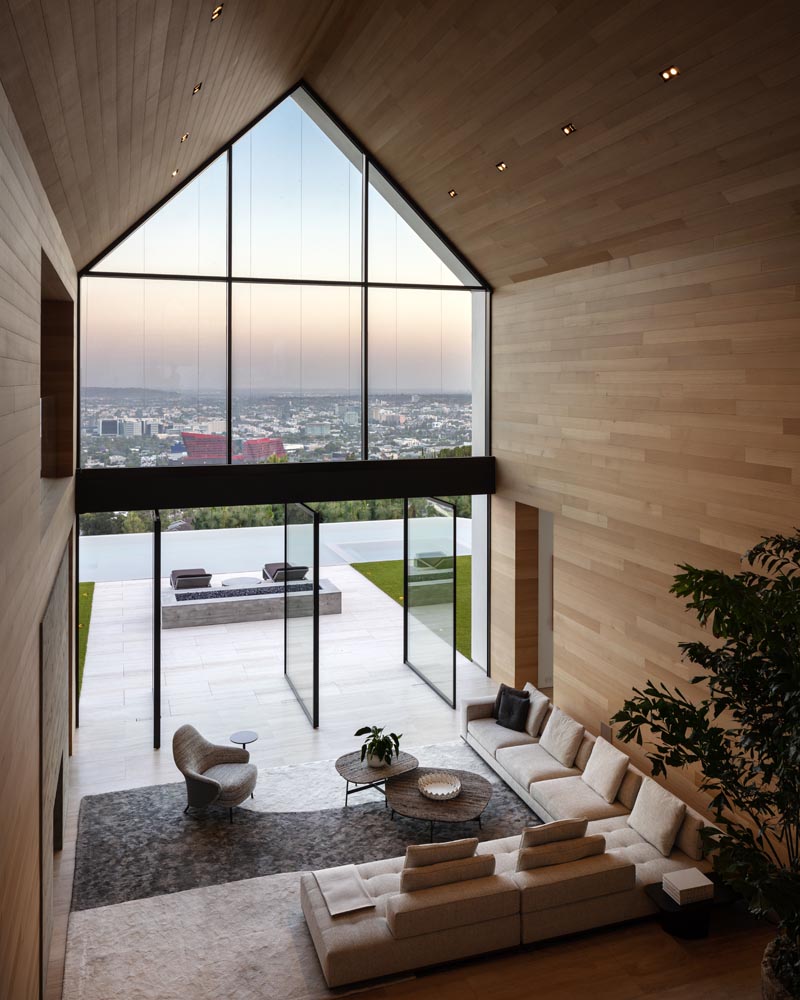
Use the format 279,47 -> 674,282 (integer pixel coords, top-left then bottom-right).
91,155 -> 227,276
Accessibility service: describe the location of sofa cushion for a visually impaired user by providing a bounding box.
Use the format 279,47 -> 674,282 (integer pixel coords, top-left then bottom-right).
517,835 -> 605,871
513,852 -> 636,914
574,733 -> 596,771
399,853 -> 495,892
523,683 -> 550,737
520,818 -> 588,848
492,683 -> 529,718
627,778 -> 686,857
496,688 -> 531,732
386,873 -> 519,939
405,838 -> 478,868
539,708 -> 584,767
496,743 -> 581,788
531,776 -> 629,822
676,806 -> 707,861
581,738 -> 630,803
467,717 -> 537,757
617,767 -> 644,810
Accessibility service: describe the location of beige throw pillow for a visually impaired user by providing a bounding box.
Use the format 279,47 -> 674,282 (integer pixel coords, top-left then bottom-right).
400,853 -> 495,892
516,835 -> 605,871
627,778 -> 686,856
404,837 -> 478,868
539,707 -> 585,767
519,818 -> 588,849
523,683 -> 550,737
581,737 -> 630,803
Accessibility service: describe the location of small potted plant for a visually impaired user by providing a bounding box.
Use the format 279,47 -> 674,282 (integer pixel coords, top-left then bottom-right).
355,725 -> 402,768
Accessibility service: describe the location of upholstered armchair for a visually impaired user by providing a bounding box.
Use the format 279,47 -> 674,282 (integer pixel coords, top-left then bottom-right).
172,724 -> 258,822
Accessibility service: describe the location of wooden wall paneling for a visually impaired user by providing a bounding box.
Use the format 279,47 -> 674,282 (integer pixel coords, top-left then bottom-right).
490,497 -> 539,689
491,230 -> 800,813
40,254 -> 74,480
0,73 -> 75,1000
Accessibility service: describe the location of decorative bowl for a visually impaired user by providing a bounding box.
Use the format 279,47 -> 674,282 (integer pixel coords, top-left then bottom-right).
418,772 -> 461,801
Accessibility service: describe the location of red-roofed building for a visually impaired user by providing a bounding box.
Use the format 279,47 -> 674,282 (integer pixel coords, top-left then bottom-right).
242,436 -> 286,462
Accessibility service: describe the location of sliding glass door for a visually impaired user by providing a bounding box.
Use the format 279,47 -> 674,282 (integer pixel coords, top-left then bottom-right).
404,497 -> 456,706
284,502 -> 320,726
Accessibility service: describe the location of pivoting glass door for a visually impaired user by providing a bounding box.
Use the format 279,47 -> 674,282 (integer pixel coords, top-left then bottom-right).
284,502 -> 320,727
404,497 -> 456,707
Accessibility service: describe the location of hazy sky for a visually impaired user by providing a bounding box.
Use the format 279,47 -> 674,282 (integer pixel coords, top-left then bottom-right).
83,94 -> 476,395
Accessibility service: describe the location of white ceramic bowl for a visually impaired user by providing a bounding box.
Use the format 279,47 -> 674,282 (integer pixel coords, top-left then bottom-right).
418,772 -> 462,801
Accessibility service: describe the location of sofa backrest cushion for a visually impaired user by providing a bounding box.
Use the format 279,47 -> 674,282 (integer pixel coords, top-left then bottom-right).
400,853 -> 496,892
520,818 -> 588,848
539,707 -> 585,767
581,738 -> 630,803
676,805 -> 708,860
496,688 -> 531,731
627,778 -> 686,856
522,683 -> 551,737
405,837 -> 478,868
574,733 -> 595,771
617,766 -> 644,809
516,835 -> 605,872
386,873 -> 519,939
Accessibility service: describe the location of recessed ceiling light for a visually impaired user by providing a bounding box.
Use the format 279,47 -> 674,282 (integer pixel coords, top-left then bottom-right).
180,132 -> 190,143
192,82 -> 202,95
171,168 -> 179,178
496,161 -> 507,172
661,65 -> 680,80
210,3 -> 223,20
448,189 -> 458,198
561,122 -> 576,135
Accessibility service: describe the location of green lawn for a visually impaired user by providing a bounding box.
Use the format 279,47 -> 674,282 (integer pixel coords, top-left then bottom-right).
77,582 -> 95,697
352,556 -> 471,660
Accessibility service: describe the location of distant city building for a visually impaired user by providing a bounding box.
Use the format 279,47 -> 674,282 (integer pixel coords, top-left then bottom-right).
307,421 -> 331,437
241,437 -> 286,462
98,418 -> 120,435
344,411 -> 360,426
182,432 -> 227,463
204,419 -> 226,434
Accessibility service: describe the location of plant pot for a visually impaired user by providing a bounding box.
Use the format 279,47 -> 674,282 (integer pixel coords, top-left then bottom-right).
762,939 -> 794,1000
366,753 -> 387,768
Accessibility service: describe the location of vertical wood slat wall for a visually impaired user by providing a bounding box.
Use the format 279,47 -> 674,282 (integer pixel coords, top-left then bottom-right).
0,78 -> 76,1000
492,229 -> 800,811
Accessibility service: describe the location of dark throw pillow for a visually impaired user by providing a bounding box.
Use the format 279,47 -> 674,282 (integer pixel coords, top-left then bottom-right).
492,682 -> 529,719
496,688 -> 530,731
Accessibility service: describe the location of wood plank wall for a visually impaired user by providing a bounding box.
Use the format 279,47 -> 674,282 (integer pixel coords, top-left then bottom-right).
492,229 -> 800,811
0,78 -> 76,1000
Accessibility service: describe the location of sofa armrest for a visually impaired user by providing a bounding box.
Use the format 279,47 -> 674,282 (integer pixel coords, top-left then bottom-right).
207,745 -> 250,766
461,696 -> 496,735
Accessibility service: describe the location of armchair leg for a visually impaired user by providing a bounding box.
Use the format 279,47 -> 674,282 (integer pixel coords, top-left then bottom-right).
183,804 -> 189,814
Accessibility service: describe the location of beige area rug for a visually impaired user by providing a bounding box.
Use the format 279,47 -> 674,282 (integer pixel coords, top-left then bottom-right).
63,870 -> 410,1000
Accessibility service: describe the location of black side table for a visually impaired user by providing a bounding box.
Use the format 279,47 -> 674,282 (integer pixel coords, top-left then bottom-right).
644,873 -> 737,939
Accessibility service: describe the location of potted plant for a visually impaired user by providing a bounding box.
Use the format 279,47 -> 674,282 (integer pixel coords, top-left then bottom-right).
612,532 -> 800,999
355,725 -> 402,768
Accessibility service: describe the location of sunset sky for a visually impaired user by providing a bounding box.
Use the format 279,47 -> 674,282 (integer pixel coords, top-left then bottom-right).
82,94 -> 478,396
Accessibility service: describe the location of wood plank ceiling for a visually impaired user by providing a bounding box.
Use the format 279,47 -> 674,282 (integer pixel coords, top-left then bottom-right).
0,0 -> 798,285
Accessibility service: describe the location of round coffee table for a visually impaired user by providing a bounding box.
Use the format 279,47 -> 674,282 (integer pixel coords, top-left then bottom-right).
335,750 -> 419,806
386,767 -> 492,840
222,576 -> 263,588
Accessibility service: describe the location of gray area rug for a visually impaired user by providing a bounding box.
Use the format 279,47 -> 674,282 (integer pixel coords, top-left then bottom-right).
72,741 -> 540,912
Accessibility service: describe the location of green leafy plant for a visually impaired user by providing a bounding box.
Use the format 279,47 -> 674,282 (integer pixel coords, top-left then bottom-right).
355,725 -> 402,766
612,532 -> 800,995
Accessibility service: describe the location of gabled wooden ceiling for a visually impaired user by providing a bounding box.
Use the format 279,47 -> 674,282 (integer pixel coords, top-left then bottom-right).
1,0 -> 799,286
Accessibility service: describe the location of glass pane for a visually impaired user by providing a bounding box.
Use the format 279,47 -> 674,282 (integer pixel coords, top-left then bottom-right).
232,95 -> 362,281
406,497 -> 455,705
80,277 -> 227,468
285,502 -> 318,725
368,167 -> 477,286
92,156 -> 227,276
232,284 -> 361,462
368,288 -> 472,459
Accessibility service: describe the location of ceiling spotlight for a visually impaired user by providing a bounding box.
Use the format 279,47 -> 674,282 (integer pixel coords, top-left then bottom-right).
180,132 -> 190,143
210,4 -> 223,20
171,168 -> 179,178
448,189 -> 458,198
496,161 -> 507,172
192,82 -> 202,95
661,65 -> 680,80
561,122 -> 576,135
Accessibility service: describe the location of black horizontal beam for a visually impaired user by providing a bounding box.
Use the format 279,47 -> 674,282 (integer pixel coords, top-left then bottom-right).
76,457 -> 495,514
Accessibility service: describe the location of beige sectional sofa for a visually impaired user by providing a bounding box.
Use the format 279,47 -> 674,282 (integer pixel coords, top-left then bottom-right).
301,689 -> 713,988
